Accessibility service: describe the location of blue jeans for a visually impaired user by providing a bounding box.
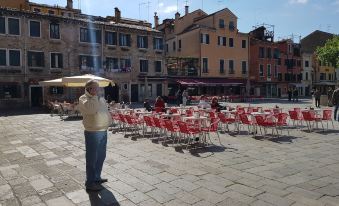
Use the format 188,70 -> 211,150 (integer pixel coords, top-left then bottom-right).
334,105 -> 339,121
84,130 -> 107,186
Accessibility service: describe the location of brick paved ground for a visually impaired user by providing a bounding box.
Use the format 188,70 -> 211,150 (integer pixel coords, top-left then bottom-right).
1,99 -> 339,206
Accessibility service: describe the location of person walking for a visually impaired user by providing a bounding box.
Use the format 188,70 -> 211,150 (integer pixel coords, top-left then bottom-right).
288,88 -> 292,101
327,87 -> 334,107
78,80 -> 112,191
314,89 -> 321,108
175,89 -> 182,106
332,87 -> 339,121
182,89 -> 188,106
293,87 -> 298,102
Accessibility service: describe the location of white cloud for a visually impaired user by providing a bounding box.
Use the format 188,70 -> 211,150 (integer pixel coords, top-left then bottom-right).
159,2 -> 164,8
159,5 -> 177,14
289,0 -> 308,4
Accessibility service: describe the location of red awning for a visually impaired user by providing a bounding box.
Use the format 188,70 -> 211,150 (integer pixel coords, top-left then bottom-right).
177,79 -> 245,86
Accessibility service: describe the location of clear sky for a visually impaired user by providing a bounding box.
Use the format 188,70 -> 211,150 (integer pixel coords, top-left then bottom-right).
33,0 -> 338,41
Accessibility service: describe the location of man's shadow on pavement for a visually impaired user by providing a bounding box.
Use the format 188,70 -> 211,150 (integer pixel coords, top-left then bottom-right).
87,187 -> 120,206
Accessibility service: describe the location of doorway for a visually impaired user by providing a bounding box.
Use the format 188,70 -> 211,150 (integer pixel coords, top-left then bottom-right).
30,86 -> 43,107
104,84 -> 119,103
131,84 -> 139,102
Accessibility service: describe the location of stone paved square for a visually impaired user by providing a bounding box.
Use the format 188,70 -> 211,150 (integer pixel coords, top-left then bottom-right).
1,99 -> 339,205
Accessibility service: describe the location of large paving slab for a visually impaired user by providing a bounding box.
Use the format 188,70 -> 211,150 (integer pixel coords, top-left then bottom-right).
1,99 -> 339,205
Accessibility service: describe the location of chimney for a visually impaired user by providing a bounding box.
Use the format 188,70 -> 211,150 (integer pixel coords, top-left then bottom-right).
66,0 -> 73,9
185,5 -> 189,15
154,12 -> 159,29
175,12 -> 180,20
115,7 -> 121,22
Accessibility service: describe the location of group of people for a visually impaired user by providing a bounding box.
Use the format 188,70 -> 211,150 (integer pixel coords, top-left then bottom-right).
175,89 -> 189,106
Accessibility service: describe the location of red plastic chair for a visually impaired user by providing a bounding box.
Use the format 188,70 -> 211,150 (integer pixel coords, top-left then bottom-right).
201,117 -> 220,145
322,109 -> 334,129
176,121 -> 201,149
239,113 -> 255,135
218,112 -> 236,132
288,110 -> 303,126
254,115 -> 276,136
143,116 -> 156,137
164,120 -> 180,144
301,111 -> 323,132
275,113 -> 290,136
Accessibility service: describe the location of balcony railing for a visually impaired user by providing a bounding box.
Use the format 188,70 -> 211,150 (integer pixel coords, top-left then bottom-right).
167,67 -> 199,77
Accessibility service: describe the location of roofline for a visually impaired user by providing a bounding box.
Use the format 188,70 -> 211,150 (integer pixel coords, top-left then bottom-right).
194,8 -> 238,22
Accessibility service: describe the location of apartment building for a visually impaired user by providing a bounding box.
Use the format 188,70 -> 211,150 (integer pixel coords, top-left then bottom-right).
249,26 -> 281,97
300,30 -> 336,95
157,7 -> 249,96
0,2 -> 165,108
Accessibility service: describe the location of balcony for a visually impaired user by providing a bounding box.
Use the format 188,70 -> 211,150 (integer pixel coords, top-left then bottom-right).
167,67 -> 199,77
166,57 -> 200,77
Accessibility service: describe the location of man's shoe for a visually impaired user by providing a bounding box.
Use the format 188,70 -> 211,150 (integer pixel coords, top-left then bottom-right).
86,183 -> 104,191
97,178 -> 108,184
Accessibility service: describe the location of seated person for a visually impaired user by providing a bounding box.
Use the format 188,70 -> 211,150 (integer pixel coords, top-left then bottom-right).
198,95 -> 211,109
211,97 -> 224,112
154,96 -> 165,112
143,99 -> 153,111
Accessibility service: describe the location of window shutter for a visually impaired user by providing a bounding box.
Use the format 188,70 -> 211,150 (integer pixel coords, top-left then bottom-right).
127,35 -> 131,46
223,37 -> 226,46
28,52 -> 32,66
137,35 -> 140,47
153,38 -> 156,49
145,36 -> 148,48
206,34 -> 209,44
59,54 -> 63,68
200,34 -> 203,43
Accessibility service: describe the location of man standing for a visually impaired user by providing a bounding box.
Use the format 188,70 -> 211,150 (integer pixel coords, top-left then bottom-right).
332,87 -> 339,121
78,80 -> 112,191
314,89 -> 321,108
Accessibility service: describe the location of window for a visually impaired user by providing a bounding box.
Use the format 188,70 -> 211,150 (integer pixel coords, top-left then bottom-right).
179,40 -> 181,49
0,49 -> 6,66
288,44 -> 292,53
28,51 -> 44,67
119,33 -> 131,46
202,58 -> 208,73
120,58 -> 131,72
229,38 -> 234,47
137,35 -> 148,48
105,31 -> 117,45
218,36 -> 226,46
267,48 -> 272,58
273,48 -> 280,59
320,73 -> 325,81
106,57 -> 119,71
155,61 -> 161,73
242,40 -> 246,48
140,59 -> 148,73
8,18 -> 20,35
242,61 -> 247,75
305,72 -> 308,80
229,21 -> 235,30
0,17 -> 5,34
0,83 -> 21,99
9,50 -> 20,66
259,47 -> 265,58
48,10 -> 55,15
29,21 -> 40,37
274,65 -> 278,78
50,53 -> 63,68
50,23 -> 60,39
33,8 -> 41,12
328,73 -> 332,81
267,64 -> 271,77
200,34 -> 210,44
80,28 -> 101,43
305,60 -> 309,67
259,64 -> 264,77
172,41 -> 176,51
79,55 -> 101,70
156,84 -> 162,96
229,60 -> 234,74
153,37 -> 163,50
219,59 -> 224,74
219,19 -> 225,28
